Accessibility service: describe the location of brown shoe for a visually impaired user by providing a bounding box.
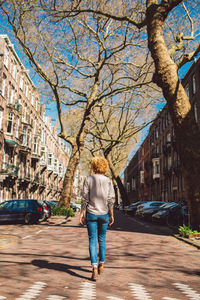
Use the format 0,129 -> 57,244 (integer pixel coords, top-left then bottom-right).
91,267 -> 98,281
98,263 -> 104,275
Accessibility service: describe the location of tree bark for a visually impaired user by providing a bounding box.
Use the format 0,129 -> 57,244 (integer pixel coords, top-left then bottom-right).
58,145 -> 80,207
146,0 -> 200,230
105,154 -> 129,207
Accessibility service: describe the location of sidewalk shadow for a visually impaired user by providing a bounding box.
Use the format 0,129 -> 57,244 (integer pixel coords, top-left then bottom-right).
108,210 -> 174,236
32,259 -> 92,280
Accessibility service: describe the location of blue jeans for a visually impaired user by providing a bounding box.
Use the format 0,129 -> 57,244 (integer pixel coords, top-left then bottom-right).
86,212 -> 109,266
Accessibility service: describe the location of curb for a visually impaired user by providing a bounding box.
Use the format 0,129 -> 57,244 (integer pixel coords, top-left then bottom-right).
173,234 -> 200,250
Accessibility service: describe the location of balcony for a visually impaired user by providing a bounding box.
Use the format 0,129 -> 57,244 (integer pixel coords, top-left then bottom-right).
19,145 -> 31,155
6,102 -> 22,113
153,172 -> 160,180
4,138 -> 18,148
18,172 -> 31,183
0,163 -> 19,177
31,153 -> 40,161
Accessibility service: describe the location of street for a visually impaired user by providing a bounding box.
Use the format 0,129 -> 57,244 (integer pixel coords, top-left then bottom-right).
0,211 -> 199,300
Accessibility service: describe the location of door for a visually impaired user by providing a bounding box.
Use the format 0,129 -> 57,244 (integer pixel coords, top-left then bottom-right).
0,201 -> 14,221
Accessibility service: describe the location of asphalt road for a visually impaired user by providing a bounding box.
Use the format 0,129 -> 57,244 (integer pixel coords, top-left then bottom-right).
0,210 -> 199,300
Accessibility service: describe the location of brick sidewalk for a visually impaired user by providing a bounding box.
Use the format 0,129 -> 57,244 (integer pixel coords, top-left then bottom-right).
0,211 -> 199,299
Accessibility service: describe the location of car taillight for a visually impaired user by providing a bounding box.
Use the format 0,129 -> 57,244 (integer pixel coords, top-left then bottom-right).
44,205 -> 48,210
37,207 -> 43,212
138,205 -> 144,208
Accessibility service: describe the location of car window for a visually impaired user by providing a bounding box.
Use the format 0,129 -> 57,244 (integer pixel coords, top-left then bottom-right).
0,201 -> 14,209
151,202 -> 163,206
17,200 -> 26,208
12,201 -> 20,209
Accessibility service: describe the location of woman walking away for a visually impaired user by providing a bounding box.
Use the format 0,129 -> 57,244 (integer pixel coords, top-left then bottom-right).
80,157 -> 115,281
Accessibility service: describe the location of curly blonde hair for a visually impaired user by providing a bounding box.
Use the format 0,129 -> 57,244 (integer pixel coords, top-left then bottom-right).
91,157 -> 109,174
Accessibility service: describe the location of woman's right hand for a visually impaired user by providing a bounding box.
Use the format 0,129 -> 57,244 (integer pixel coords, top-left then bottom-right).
80,210 -> 85,225
109,215 -> 114,226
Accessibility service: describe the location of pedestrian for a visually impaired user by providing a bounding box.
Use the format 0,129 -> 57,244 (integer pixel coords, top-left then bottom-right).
79,157 -> 115,281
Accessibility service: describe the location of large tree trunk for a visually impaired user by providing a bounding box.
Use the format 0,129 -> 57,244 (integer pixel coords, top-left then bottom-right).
105,155 -> 129,207
58,145 -> 80,207
146,0 -> 200,230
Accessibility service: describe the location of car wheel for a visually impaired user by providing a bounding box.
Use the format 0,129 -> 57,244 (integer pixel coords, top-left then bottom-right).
24,213 -> 32,225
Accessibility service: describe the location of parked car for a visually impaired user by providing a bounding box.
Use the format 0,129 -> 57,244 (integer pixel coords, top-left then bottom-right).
70,202 -> 81,212
50,200 -> 59,207
151,202 -> 180,224
0,199 -> 44,224
136,201 -> 165,218
154,203 -> 189,227
124,201 -> 149,215
139,202 -> 167,220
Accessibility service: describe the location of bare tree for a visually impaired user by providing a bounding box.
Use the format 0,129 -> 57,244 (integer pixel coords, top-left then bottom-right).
82,92 -> 155,205
0,0 -> 154,207
52,0 -> 200,229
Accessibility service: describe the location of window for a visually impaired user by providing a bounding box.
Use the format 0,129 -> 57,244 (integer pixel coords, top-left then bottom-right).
194,102 -> 198,123
23,106 -> 27,122
156,128 -> 159,138
33,137 -> 37,154
1,74 -> 6,97
35,99 -> 38,112
31,95 -> 34,106
0,110 -> 3,130
48,153 -> 53,166
131,178 -> 136,190
127,182 -> 130,192
4,47 -> 9,68
15,118 -> 19,138
152,158 -> 160,179
54,158 -> 58,172
140,171 -> 144,184
40,146 -> 46,161
6,113 -> 14,134
12,61 -> 17,79
59,163 -> 62,175
18,95 -> 22,105
167,132 -> 171,142
192,74 -> 196,95
29,131 -> 32,148
20,76 -> 24,90
8,86 -> 14,104
22,126 -> 28,146
25,84 -> 29,98
167,155 -> 172,170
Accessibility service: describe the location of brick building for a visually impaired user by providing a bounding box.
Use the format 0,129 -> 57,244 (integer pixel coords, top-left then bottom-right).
124,56 -> 200,204
0,34 -> 69,202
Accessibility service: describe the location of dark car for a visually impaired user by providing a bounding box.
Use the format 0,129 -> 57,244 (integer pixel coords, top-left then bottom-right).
139,202 -> 167,220
152,203 -> 189,226
49,200 -> 59,207
136,201 -> 165,218
70,202 -> 81,212
124,201 -> 149,216
0,199 -> 44,224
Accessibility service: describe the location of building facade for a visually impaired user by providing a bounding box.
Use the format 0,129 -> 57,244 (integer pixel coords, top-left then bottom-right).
0,34 -> 69,202
124,56 -> 200,204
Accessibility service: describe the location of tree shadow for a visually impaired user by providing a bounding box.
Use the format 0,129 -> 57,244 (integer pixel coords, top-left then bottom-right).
108,210 -> 175,236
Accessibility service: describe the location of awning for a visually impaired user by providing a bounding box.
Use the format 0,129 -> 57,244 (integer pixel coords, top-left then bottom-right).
4,139 -> 18,146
